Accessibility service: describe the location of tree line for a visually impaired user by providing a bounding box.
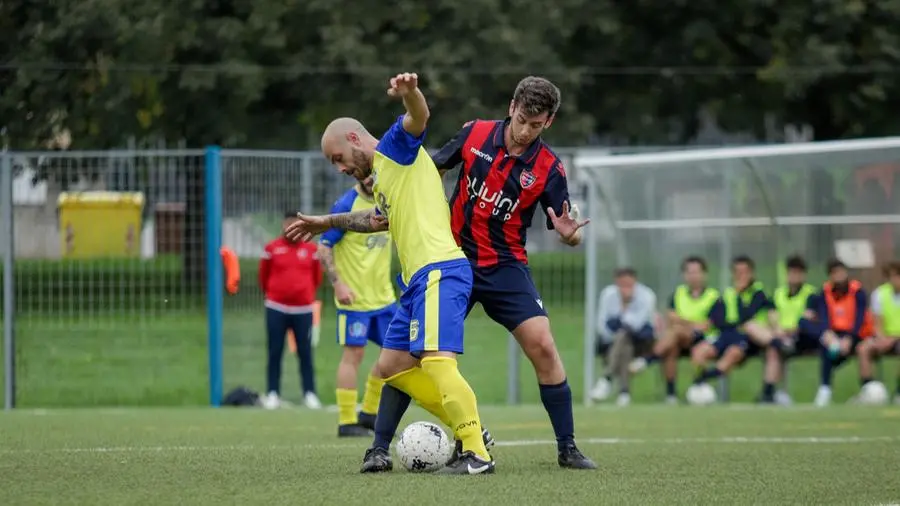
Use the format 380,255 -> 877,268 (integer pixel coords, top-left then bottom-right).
3,0 -> 900,151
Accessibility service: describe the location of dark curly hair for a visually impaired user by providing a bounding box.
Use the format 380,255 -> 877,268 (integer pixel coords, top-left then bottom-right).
512,76 -> 561,118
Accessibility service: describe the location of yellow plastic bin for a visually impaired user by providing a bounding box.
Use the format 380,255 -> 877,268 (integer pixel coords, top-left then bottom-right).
58,191 -> 145,258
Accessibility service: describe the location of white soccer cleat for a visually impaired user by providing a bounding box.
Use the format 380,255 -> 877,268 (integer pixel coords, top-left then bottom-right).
616,392 -> 631,407
304,392 -> 323,410
628,358 -> 648,374
590,377 -> 611,401
261,391 -> 281,410
774,390 -> 793,406
664,395 -> 679,406
814,386 -> 832,407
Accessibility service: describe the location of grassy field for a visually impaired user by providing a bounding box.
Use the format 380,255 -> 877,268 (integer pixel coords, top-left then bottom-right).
1,405 -> 898,505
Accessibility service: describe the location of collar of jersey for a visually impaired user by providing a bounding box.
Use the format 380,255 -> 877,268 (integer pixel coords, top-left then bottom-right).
493,117 -> 544,164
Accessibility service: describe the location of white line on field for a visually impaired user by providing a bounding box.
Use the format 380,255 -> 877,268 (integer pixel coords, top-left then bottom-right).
2,435 -> 897,455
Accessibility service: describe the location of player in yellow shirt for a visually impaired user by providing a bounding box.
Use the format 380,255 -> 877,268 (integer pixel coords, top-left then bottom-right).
287,72 -> 493,475
318,177 -> 396,437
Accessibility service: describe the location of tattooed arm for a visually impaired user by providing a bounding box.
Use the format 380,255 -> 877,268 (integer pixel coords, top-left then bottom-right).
327,209 -> 389,233
317,243 -> 356,304
286,209 -> 388,243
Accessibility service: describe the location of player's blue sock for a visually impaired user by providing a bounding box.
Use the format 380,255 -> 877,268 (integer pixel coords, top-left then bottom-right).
763,382 -> 775,398
819,348 -> 834,387
539,379 -> 575,450
372,384 -> 411,450
644,353 -> 660,365
665,380 -> 676,396
860,376 -> 872,387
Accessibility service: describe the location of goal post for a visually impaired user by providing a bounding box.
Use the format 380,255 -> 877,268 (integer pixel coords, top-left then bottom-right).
575,137 -> 900,406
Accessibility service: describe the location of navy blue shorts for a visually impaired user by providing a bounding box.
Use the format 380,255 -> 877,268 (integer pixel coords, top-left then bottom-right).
468,263 -> 547,331
382,259 -> 472,356
792,331 -> 822,354
711,330 -> 750,358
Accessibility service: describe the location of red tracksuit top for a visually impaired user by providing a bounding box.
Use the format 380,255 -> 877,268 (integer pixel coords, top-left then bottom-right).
258,237 -> 322,312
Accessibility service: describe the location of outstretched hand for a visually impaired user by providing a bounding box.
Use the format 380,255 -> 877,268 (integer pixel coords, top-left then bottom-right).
548,201 -> 589,244
387,72 -> 419,98
285,213 -> 331,243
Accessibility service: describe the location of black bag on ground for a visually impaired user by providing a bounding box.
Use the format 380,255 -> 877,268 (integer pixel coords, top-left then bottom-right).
222,386 -> 260,407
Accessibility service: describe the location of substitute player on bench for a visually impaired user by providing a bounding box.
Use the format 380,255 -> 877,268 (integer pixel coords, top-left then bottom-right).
808,259 -> 873,406
318,177 -> 396,437
859,260 -> 900,404
691,256 -> 774,385
630,256 -> 718,403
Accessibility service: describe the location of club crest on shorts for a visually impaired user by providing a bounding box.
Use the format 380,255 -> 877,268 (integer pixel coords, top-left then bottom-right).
348,321 -> 367,338
519,170 -> 537,189
409,320 -> 420,342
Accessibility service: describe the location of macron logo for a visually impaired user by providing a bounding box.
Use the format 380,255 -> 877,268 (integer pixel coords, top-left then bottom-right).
470,147 -> 493,163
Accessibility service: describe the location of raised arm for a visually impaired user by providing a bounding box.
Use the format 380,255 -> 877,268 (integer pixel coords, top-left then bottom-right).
387,72 -> 429,137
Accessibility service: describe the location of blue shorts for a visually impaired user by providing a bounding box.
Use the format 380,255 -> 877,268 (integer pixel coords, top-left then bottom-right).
382,259 -> 473,356
468,263 -> 547,331
711,330 -> 750,358
336,303 -> 397,347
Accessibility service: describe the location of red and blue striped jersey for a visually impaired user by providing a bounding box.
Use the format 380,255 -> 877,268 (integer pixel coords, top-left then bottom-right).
432,118 -> 570,267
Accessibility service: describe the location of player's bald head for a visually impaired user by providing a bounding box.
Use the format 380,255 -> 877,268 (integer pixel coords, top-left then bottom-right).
321,117 -> 376,181
321,117 -> 370,149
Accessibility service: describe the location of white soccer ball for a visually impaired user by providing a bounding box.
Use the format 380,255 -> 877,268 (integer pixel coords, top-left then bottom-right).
859,381 -> 889,405
686,383 -> 717,406
395,421 -> 454,473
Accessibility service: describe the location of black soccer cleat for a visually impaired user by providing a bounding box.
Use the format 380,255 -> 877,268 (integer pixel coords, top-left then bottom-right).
357,412 -> 376,431
435,451 -> 495,475
558,442 -> 597,470
338,424 -> 373,438
446,427 -> 496,466
360,446 -> 392,473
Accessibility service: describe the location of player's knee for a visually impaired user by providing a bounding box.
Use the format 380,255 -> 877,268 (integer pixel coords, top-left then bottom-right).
340,345 -> 365,366
376,349 -> 418,379
690,344 -> 708,364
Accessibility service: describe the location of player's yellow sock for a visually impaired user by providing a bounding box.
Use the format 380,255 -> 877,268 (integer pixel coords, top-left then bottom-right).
420,356 -> 490,461
384,367 -> 455,434
335,388 -> 358,426
360,373 -> 384,416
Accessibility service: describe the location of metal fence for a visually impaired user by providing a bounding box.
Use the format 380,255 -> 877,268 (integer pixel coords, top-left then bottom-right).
0,148 -> 586,408
576,138 -> 900,405
3,138 -> 900,408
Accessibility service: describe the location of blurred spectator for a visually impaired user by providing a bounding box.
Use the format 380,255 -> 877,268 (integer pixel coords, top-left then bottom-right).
258,212 -> 323,410
688,255 -> 776,395
765,255 -> 817,405
859,260 -> 900,404
802,259 -> 872,407
630,256 -> 717,404
592,267 -> 657,406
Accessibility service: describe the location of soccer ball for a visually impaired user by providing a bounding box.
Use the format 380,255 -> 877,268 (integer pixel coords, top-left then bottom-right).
395,421 -> 454,473
859,381 -> 889,405
686,383 -> 717,406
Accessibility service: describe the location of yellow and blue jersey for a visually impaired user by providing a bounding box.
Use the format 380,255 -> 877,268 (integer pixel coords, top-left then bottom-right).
372,115 -> 465,285
373,115 -> 472,356
320,186 -> 396,312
